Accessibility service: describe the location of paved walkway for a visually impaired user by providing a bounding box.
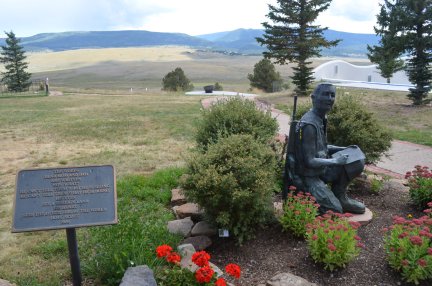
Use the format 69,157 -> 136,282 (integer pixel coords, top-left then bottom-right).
201,96 -> 432,178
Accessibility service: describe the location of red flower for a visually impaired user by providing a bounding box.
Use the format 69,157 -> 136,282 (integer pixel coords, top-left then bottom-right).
312,235 -> 318,241
215,278 -> 227,286
327,243 -> 337,252
354,235 -> 361,241
402,259 -> 409,266
356,242 -> 365,248
225,263 -> 241,279
409,235 -> 423,246
428,248 -> 432,255
156,244 -> 172,258
195,266 -> 214,283
418,258 -> 427,268
166,252 -> 181,264
289,185 -> 297,191
192,251 -> 211,267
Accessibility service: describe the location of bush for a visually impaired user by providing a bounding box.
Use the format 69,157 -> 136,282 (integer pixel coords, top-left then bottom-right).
279,188 -> 319,237
195,97 -> 278,151
247,58 -> 283,92
383,207 -> 432,284
81,168 -> 184,285
306,211 -> 363,271
181,134 -> 277,244
162,67 -> 194,91
406,165 -> 432,209
294,93 -> 392,163
214,82 -> 223,91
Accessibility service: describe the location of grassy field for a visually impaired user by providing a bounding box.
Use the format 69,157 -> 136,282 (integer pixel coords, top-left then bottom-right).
0,47 -> 430,285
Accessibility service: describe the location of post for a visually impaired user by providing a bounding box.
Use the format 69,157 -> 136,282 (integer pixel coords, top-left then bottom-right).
45,77 -> 49,95
66,228 -> 82,286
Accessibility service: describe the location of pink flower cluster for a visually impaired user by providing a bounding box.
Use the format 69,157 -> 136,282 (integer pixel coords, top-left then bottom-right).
405,165 -> 431,179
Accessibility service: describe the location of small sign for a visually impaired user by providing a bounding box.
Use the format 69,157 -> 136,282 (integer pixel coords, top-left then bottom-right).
12,165 -> 117,232
218,229 -> 229,237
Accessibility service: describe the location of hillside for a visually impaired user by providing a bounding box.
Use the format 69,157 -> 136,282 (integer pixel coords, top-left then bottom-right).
0,29 -> 379,57
198,28 -> 379,57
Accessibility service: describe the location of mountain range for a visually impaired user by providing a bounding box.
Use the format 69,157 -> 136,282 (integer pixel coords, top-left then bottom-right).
0,29 -> 379,58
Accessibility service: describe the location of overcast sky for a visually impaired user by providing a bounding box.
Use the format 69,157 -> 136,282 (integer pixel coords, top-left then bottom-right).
0,0 -> 383,37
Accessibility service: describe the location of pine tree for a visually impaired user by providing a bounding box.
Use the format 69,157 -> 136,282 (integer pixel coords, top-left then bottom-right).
257,0 -> 339,96
371,0 -> 432,105
247,58 -> 283,92
0,31 -> 32,92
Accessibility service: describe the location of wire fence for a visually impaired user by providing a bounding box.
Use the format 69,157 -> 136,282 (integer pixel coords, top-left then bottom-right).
0,79 -> 46,95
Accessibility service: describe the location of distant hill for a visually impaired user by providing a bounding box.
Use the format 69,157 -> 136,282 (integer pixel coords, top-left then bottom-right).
0,29 -> 379,57
197,28 -> 379,57
0,30 -> 213,51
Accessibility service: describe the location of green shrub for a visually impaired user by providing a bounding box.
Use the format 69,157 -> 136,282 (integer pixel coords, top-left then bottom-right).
294,93 -> 392,163
195,97 -> 278,151
214,82 -> 223,91
247,58 -> 283,92
81,168 -> 184,285
181,134 -> 277,244
279,189 -> 319,237
162,67 -> 194,91
406,165 -> 432,209
306,212 -> 363,271
383,208 -> 432,284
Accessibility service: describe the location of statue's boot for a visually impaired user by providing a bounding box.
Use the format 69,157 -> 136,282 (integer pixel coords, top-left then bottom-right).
333,188 -> 365,214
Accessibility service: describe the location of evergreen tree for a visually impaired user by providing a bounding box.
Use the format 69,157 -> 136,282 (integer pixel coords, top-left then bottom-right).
0,31 -> 32,92
162,67 -> 194,91
247,58 -> 283,92
257,0 -> 339,96
372,0 -> 432,105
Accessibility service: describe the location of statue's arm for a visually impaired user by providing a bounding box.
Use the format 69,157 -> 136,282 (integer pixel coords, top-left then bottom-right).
302,125 -> 348,168
328,144 -> 345,154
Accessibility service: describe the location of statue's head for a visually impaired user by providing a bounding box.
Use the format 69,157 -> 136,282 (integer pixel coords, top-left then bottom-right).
311,83 -> 336,113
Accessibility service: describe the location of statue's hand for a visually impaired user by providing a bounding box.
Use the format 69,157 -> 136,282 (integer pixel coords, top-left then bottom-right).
334,154 -> 349,165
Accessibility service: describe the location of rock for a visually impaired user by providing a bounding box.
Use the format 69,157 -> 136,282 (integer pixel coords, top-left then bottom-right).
191,221 -> 217,237
383,179 -> 409,192
167,217 -> 194,237
274,202 -> 283,218
175,203 -> 205,221
176,243 -> 223,277
348,207 -> 373,226
171,188 -> 187,206
181,235 -> 212,251
0,279 -> 16,286
267,272 -> 317,286
119,265 -> 157,286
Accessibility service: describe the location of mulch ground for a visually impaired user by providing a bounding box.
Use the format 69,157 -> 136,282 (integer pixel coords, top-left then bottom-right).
208,178 -> 432,286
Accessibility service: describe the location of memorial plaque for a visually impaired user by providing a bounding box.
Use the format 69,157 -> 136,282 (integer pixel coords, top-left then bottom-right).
12,165 -> 117,232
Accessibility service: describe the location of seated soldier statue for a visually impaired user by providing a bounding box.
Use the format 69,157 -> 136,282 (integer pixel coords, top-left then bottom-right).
285,83 -> 365,214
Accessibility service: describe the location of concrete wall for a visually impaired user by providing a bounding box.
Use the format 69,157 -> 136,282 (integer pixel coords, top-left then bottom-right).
313,60 -> 411,85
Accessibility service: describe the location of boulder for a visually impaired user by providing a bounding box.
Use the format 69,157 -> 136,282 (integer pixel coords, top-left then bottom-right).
174,203 -> 204,221
171,188 -> 187,206
167,217 -> 194,237
0,279 -> 16,286
191,221 -> 217,237
119,265 -> 157,286
267,272 -> 317,286
181,235 -> 212,251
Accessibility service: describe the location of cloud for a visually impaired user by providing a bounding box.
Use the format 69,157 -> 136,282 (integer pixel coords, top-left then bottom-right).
0,0 -> 383,37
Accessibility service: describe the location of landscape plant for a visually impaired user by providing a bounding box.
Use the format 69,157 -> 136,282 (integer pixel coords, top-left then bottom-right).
306,211 -> 363,271
181,134 -> 277,244
247,58 -> 283,92
214,82 -> 223,91
406,165 -> 432,209
279,187 -> 319,237
195,97 -> 278,151
162,67 -> 194,91
383,205 -> 432,284
154,244 -> 241,285
257,0 -> 339,96
0,31 -> 32,92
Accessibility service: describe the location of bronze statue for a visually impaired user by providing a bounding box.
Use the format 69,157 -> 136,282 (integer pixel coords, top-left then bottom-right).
284,83 -> 365,214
